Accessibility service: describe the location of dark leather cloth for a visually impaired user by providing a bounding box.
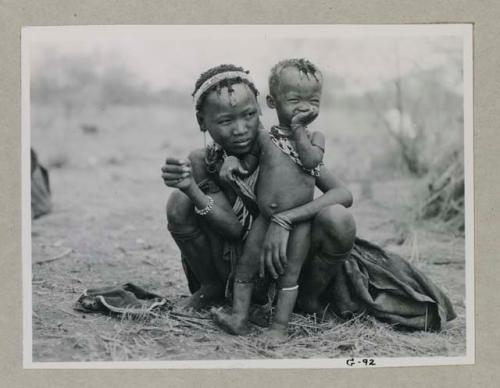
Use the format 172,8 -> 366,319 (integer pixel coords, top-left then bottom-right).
323,238 -> 456,331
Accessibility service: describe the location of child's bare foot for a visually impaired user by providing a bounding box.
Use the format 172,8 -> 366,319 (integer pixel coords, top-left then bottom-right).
181,284 -> 223,311
261,323 -> 288,341
211,308 -> 250,335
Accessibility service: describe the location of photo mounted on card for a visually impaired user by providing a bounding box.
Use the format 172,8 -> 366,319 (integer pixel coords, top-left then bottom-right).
22,25 -> 473,368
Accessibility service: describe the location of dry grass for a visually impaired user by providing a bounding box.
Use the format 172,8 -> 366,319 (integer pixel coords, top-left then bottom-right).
55,301 -> 464,362
414,147 -> 465,235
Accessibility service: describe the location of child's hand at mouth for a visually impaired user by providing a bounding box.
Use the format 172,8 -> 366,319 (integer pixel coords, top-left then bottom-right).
290,107 -> 319,131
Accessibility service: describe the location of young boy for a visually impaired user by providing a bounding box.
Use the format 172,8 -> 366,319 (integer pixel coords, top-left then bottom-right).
212,59 -> 326,339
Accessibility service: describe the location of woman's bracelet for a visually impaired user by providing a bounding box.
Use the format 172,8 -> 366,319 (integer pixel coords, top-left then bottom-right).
270,213 -> 293,231
194,195 -> 215,216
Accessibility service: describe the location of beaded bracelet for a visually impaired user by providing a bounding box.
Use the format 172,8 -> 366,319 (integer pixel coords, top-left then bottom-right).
194,195 -> 215,216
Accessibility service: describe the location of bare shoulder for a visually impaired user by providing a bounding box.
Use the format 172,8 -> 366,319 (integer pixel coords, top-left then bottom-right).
309,130 -> 325,149
188,148 -> 206,161
257,128 -> 268,139
310,129 -> 325,136
188,148 -> 209,182
310,130 -> 325,141
257,128 -> 271,146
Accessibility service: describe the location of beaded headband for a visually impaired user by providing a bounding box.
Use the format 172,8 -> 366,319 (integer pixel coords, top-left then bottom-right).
193,71 -> 255,108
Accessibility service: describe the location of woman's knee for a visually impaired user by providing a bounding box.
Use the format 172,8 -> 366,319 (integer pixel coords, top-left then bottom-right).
166,190 -> 196,230
235,260 -> 259,281
314,205 -> 356,251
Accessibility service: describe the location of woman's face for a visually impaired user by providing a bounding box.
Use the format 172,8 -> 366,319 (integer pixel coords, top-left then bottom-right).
199,83 -> 260,156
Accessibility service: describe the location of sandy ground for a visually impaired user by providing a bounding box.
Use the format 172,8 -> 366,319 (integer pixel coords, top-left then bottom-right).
30,105 -> 466,362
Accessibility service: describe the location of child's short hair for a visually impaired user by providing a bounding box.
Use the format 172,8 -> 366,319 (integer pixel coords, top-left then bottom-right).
268,58 -> 323,96
193,64 -> 259,114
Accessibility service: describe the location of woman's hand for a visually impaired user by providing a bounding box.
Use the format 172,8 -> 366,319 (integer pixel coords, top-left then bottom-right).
161,157 -> 194,191
259,220 -> 290,279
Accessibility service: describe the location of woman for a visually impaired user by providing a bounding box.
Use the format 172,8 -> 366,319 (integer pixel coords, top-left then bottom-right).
162,64 -> 455,331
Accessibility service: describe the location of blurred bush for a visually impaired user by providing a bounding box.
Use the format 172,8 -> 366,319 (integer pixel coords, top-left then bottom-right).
365,66 -> 463,179
31,43 -> 464,185
31,54 -> 186,110
414,144 -> 465,235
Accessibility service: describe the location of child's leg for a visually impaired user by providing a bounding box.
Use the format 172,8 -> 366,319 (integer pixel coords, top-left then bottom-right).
212,215 -> 269,335
265,221 -> 311,339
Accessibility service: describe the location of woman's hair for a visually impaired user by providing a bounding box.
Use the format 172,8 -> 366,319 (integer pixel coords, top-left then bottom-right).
268,58 -> 322,97
192,64 -> 259,116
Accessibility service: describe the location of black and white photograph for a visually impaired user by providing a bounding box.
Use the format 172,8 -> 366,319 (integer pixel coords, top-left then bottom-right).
22,25 -> 473,368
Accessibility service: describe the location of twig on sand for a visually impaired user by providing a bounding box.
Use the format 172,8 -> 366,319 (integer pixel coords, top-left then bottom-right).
150,329 -> 184,340
289,321 -> 324,331
57,307 -> 79,318
35,248 -> 73,265
98,335 -> 121,343
432,260 -> 458,266
239,337 -> 280,358
133,326 -> 173,335
169,311 -> 211,320
321,304 -> 330,322
171,314 -> 214,330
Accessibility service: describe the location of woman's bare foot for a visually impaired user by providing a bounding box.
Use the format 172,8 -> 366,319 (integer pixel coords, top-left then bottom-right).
248,304 -> 271,327
211,308 -> 250,335
295,296 -> 323,315
181,284 -> 223,311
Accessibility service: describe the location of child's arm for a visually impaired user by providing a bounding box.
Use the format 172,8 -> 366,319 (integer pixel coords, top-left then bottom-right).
291,109 -> 324,169
293,128 -> 325,169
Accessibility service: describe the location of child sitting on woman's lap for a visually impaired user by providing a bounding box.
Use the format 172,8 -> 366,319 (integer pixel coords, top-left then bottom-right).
212,58 -> 327,339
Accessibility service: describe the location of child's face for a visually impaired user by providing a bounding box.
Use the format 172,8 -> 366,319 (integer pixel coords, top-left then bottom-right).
268,66 -> 322,127
199,83 -> 260,156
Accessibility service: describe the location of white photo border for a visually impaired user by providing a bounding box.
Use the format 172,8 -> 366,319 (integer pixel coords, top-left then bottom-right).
22,24 -> 474,369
